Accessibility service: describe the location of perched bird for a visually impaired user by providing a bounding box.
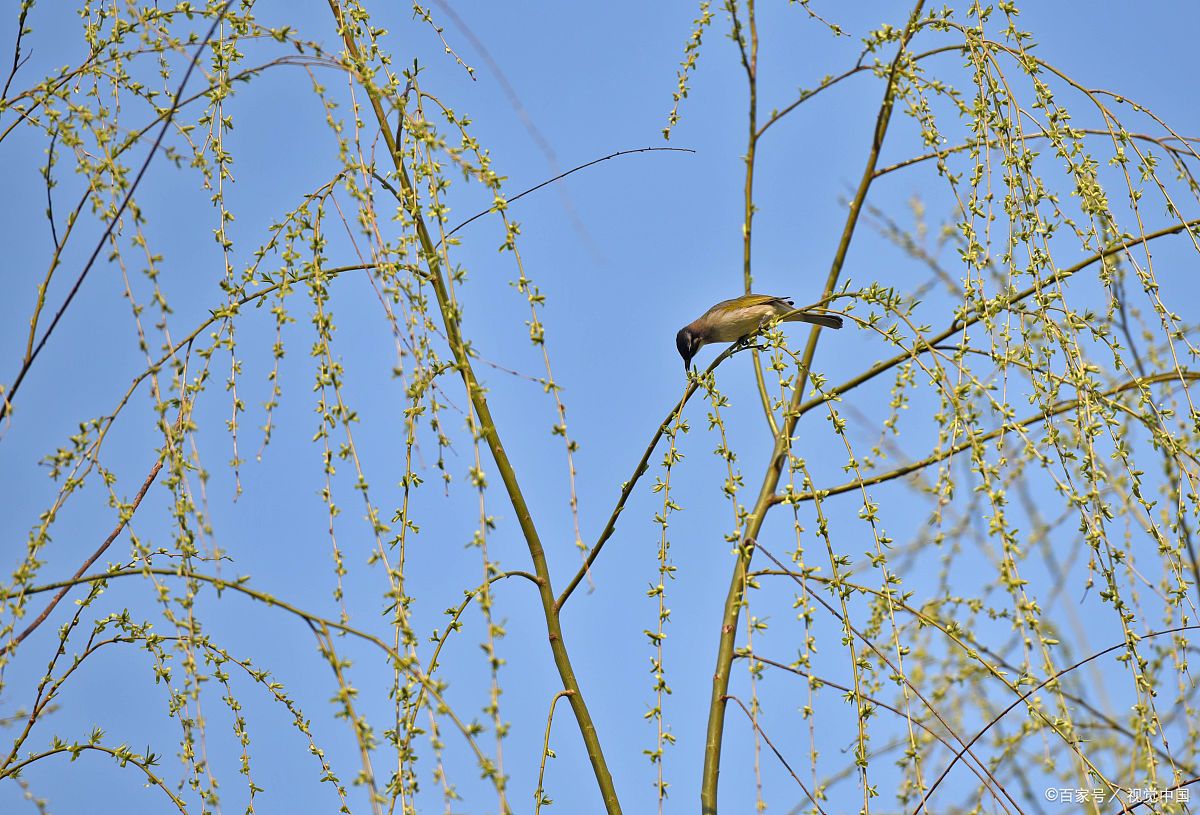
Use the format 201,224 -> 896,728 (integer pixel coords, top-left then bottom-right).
675,294 -> 842,370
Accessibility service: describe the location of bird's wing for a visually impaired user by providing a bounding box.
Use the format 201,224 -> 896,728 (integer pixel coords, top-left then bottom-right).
706,293 -> 792,315
747,293 -> 794,309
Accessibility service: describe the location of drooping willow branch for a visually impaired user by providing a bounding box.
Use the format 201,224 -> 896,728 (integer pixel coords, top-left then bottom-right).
1,1 -> 235,424
752,542 -> 1111,810
0,564 -> 538,787
748,568 -> 1200,779
874,128 -> 1200,181
325,1 -> 623,810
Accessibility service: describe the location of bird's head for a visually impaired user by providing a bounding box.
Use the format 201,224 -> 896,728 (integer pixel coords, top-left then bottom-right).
676,326 -> 703,371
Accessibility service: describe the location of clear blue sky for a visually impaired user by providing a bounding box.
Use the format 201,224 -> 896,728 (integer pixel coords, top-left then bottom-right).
2,2 -> 1199,813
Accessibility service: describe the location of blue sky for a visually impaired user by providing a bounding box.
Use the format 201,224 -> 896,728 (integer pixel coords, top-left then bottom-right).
3,2 -> 1200,814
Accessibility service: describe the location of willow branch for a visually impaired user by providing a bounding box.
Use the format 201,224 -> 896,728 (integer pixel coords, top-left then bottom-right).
874,128 -> 1200,180
1,1 -> 234,423
914,624 -> 1200,815
794,219 -> 1200,419
2,566 -> 408,658
0,743 -> 186,809
700,5 -> 927,810
325,3 -> 622,810
774,371 -> 1200,504
756,563 -> 1192,798
743,653 -> 1015,810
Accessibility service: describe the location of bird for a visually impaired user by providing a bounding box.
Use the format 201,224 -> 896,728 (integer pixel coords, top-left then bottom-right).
675,294 -> 842,370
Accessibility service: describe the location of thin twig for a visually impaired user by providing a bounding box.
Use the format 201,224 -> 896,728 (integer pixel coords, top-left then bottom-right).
0,1 -> 32,101
43,127 -> 58,247
555,341 -> 752,611
724,695 -> 829,815
429,0 -> 602,254
534,690 -> 575,814
443,146 -> 694,239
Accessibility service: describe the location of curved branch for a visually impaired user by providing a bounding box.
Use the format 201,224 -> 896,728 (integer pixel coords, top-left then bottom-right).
534,689 -> 575,815
2,566 -> 538,666
774,371 -> 1200,504
0,743 -> 186,810
795,219 -> 1200,419
757,44 -> 964,139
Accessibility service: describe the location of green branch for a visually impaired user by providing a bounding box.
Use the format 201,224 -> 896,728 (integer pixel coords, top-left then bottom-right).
700,4 -> 928,810
775,371 -> 1200,504
324,2 -> 622,810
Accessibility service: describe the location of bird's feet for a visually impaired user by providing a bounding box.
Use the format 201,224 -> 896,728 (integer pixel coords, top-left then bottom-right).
734,335 -> 767,353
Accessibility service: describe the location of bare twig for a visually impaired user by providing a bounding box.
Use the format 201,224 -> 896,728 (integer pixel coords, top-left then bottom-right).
724,694 -> 829,815
4,454 -> 165,653
443,146 -> 694,239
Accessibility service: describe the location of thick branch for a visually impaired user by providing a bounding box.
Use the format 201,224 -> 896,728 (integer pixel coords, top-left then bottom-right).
700,5 -> 928,811
325,3 -> 621,811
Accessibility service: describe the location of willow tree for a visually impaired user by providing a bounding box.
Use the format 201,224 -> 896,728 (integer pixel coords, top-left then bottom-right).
2,2 -> 1198,814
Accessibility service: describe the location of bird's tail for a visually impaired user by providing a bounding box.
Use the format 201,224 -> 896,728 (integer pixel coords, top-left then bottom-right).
785,311 -> 843,330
